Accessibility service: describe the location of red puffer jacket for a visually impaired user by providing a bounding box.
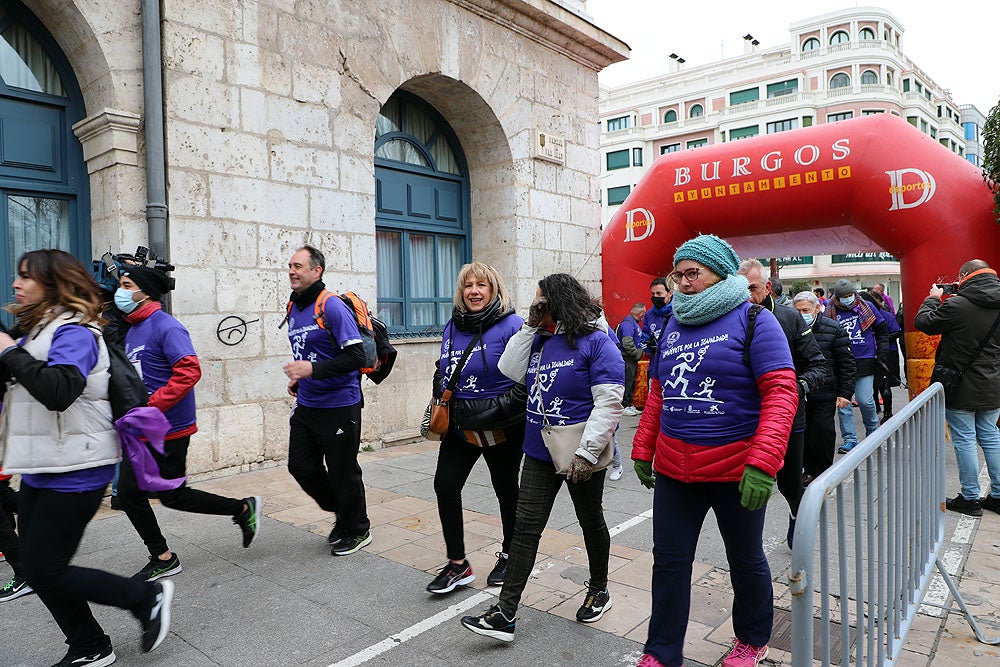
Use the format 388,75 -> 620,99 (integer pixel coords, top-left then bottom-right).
632,369 -> 798,482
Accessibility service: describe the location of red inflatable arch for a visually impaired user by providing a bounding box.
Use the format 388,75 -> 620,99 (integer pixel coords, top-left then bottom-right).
601,114 -> 999,395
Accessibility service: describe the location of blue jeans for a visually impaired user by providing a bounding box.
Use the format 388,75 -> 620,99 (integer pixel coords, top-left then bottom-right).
645,475 -> 772,666
837,374 -> 878,445
945,408 -> 1000,500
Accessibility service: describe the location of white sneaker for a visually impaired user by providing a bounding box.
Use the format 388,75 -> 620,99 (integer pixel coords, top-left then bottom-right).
622,406 -> 641,416
609,464 -> 624,481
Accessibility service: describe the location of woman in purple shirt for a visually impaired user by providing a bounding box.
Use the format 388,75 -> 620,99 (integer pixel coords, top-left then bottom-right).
426,263 -> 525,595
461,273 -> 624,641
0,249 -> 173,665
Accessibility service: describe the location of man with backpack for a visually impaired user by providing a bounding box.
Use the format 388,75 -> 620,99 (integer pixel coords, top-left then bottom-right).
283,245 -> 372,556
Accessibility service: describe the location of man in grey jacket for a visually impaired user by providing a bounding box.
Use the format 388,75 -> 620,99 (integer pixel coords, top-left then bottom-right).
915,259 -> 1000,517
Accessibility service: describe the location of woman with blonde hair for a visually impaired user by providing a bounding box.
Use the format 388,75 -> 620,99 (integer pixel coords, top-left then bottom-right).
0,249 -> 173,666
425,262 -> 526,594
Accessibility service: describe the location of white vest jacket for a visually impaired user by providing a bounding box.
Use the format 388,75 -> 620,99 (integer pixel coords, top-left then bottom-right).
0,312 -> 120,474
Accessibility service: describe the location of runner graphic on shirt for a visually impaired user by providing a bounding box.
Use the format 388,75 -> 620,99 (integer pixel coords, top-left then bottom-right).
662,347 -> 708,398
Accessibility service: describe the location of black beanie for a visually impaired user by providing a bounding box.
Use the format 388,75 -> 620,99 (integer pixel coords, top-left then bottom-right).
120,265 -> 172,300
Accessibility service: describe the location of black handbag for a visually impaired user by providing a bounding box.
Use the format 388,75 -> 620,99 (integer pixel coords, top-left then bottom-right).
930,310 -> 1000,402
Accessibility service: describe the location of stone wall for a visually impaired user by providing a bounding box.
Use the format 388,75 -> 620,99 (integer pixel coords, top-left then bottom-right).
27,0 -> 627,474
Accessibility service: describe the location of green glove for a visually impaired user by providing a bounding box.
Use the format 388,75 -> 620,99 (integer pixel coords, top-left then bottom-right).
738,465 -> 775,511
634,460 -> 655,489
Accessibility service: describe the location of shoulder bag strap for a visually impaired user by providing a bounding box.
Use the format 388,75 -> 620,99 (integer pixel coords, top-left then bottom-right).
444,331 -> 483,395
955,309 -> 1000,374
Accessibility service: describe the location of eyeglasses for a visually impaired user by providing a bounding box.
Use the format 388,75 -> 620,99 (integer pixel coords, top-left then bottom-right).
669,267 -> 703,283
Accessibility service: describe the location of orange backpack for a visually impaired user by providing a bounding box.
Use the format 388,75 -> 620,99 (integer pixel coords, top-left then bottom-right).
285,290 -> 397,384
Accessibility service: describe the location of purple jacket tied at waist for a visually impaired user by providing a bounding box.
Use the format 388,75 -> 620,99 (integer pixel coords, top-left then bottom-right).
114,407 -> 185,492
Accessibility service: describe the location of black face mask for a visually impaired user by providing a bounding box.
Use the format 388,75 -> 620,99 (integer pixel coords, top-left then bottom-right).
651,296 -> 667,309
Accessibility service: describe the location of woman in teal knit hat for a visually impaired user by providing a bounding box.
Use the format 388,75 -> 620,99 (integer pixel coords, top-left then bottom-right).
631,234 -> 799,667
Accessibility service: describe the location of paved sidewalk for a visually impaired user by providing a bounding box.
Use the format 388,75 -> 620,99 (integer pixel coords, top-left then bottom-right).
3,409 -> 999,666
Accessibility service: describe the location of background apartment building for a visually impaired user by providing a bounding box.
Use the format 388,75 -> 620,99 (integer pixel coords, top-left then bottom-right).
598,6 -> 987,303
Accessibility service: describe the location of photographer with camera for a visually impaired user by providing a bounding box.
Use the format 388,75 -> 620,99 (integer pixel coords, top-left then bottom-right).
915,259 -> 1000,517
115,263 -> 263,582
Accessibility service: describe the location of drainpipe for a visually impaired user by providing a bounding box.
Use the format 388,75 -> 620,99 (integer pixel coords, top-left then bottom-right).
141,0 -> 169,267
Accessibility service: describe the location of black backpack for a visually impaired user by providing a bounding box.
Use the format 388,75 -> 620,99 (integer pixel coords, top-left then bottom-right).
88,325 -> 148,421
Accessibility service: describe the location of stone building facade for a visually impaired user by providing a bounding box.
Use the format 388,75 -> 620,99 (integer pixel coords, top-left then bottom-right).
6,0 -> 627,473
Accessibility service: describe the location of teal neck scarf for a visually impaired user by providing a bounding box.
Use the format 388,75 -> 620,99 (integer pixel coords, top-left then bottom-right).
671,274 -> 750,325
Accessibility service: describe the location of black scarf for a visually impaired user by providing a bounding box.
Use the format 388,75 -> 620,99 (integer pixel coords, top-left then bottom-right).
289,280 -> 326,310
450,297 -> 511,334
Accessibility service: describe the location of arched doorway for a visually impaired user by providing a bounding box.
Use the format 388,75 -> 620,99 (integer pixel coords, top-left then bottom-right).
0,0 -> 89,306
601,114 -> 999,393
374,90 -> 470,337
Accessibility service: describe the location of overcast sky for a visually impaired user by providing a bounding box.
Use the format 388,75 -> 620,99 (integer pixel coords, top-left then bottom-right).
585,0 -> 999,115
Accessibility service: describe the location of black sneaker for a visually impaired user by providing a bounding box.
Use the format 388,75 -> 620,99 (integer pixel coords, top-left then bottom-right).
109,495 -> 124,511
426,560 -> 475,594
139,580 -> 174,653
486,551 -> 508,587
132,553 -> 182,582
982,495 -> 1000,515
576,582 -> 612,623
234,496 -> 263,548
51,644 -> 116,666
946,494 -> 983,517
460,604 -> 516,642
786,514 -> 796,550
331,531 -> 372,556
0,574 -> 34,602
327,525 -> 345,546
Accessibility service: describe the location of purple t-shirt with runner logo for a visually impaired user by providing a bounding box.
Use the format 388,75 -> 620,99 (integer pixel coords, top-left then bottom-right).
523,329 -> 624,463
287,293 -> 363,408
439,313 -> 523,400
653,302 -> 793,447
834,305 -> 877,360
125,309 -> 198,434
21,324 -> 116,492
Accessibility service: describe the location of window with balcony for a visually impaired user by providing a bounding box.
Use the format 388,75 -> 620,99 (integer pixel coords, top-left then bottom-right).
663,109 -> 677,123
887,72 -> 893,85
632,147 -> 643,167
902,79 -> 910,92
766,79 -> 798,98
859,27 -> 876,40
607,116 -> 630,132
861,70 -> 878,85
766,119 -> 798,134
729,87 -> 760,106
827,112 -> 853,123
660,143 -> 680,154
802,37 -> 820,52
830,73 -> 850,89
606,149 -> 629,171
686,138 -> 708,149
607,185 -> 630,206
689,104 -> 704,118
729,125 -> 759,140
830,30 -> 849,45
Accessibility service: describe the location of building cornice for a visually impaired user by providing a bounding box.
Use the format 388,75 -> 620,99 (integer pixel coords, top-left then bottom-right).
447,0 -> 629,71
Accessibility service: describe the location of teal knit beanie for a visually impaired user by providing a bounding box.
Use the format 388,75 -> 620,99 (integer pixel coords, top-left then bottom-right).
673,234 -> 740,278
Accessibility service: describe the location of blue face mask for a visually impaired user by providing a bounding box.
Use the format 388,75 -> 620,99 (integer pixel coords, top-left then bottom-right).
114,287 -> 140,313
839,295 -> 855,307
801,312 -> 815,326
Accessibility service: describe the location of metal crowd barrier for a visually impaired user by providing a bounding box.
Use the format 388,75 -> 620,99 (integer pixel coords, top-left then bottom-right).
789,383 -> 1000,667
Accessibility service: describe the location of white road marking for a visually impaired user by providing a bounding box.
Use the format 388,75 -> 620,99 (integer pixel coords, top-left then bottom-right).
329,590 -> 495,667
609,508 -> 654,537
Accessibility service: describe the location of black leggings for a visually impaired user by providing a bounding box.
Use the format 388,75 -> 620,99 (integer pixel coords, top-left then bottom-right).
434,427 -> 523,560
776,430 -> 805,517
19,482 -> 151,653
117,436 -> 244,557
0,480 -> 19,576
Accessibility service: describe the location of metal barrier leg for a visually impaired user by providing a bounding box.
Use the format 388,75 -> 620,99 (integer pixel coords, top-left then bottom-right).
934,558 -> 1000,645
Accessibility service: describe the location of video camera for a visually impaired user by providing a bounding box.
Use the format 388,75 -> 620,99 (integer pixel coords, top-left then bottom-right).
91,245 -> 176,294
